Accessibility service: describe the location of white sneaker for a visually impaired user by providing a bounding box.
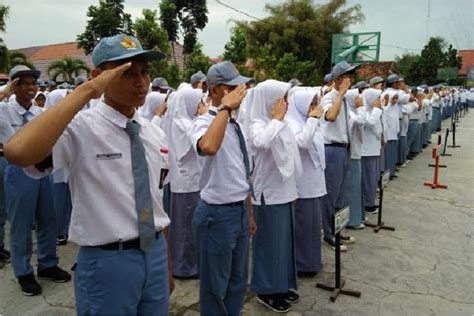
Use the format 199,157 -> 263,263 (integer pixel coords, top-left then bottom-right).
341,235 -> 356,244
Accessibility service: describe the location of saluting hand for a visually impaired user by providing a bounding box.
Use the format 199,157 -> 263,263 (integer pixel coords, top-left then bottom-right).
354,95 -> 364,108
308,105 -> 323,118
0,78 -> 19,100
373,98 -> 382,109
272,98 -> 287,121
222,84 -> 247,111
85,62 -> 132,99
390,94 -> 399,105
154,103 -> 167,117
339,78 -> 352,95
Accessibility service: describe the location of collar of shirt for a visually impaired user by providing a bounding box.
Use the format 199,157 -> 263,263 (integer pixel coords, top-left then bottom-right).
95,101 -> 145,129
11,98 -> 42,116
208,105 -> 218,113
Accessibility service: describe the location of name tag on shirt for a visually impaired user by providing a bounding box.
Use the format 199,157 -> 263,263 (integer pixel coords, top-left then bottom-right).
96,153 -> 122,160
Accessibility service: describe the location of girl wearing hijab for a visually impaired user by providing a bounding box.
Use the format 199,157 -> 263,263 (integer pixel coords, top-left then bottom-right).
359,88 -> 384,221
247,80 -> 302,313
34,92 -> 46,108
167,86 -> 204,279
138,91 -> 167,121
286,88 -> 325,276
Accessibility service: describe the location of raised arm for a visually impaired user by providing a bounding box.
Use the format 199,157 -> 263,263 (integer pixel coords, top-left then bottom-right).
5,63 -> 132,166
325,78 -> 351,122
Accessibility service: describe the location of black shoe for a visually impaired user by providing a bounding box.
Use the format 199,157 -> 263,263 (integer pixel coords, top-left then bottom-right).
256,294 -> 292,313
38,266 -> 71,283
18,274 -> 42,296
56,235 -> 68,246
390,175 -> 398,180
395,168 -> 400,172
323,238 -> 347,252
297,271 -> 318,277
0,247 -> 10,262
365,206 -> 379,214
282,290 -> 300,304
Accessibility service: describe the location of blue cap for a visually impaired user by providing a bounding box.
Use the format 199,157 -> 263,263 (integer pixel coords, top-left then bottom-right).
206,61 -> 252,87
330,61 -> 358,80
288,78 -> 302,87
37,79 -> 47,87
386,74 -> 403,84
369,76 -> 385,86
151,77 -> 170,89
9,65 -> 40,81
92,34 -> 165,67
74,75 -> 87,86
190,71 -> 207,84
324,73 -> 333,83
48,80 -> 57,87
352,81 -> 369,90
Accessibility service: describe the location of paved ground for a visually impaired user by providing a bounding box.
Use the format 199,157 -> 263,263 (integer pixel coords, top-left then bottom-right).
1,112 -> 473,316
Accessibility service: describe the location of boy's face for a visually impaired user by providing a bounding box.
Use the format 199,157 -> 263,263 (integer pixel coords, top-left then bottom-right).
14,75 -> 38,103
99,58 -> 150,109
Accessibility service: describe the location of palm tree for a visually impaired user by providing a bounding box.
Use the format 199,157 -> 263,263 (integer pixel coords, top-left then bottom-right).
48,56 -> 90,83
8,51 -> 35,70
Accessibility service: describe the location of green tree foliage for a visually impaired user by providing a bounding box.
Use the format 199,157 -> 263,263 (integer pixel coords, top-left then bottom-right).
159,0 -> 208,54
134,9 -> 174,81
48,57 -> 90,83
396,37 -> 463,86
8,51 -> 35,70
223,25 -> 247,64
236,0 -> 364,85
0,4 -> 9,33
183,42 -> 210,82
77,0 -> 134,55
0,4 -> 9,72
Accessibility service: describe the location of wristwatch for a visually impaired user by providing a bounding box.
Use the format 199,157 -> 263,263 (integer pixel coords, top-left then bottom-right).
218,104 -> 233,116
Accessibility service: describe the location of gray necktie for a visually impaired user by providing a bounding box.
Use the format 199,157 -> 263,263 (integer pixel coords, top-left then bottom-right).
124,120 -> 156,252
22,111 -> 30,126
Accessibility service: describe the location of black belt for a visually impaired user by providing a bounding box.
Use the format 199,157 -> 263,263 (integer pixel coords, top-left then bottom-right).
95,232 -> 162,251
219,200 -> 244,207
325,143 -> 350,148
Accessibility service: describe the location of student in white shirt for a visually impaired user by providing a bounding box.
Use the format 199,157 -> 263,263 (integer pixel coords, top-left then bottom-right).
0,65 -> 70,297
188,61 -> 255,316
5,34 -> 173,315
286,88 -> 326,276
166,86 -> 203,279
247,80 -> 301,313
319,61 -> 357,250
361,86 -> 384,215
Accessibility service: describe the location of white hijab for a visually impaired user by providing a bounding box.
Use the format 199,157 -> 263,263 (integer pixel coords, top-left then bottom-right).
363,88 -> 382,112
44,89 -> 69,109
248,79 -> 303,180
138,92 -> 167,121
286,88 -> 325,170
168,87 -> 204,160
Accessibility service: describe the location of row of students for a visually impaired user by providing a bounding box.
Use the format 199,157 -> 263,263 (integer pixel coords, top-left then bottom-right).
0,32 -> 468,315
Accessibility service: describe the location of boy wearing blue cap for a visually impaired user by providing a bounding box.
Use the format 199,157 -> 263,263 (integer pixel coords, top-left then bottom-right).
5,34 -> 172,315
0,65 -> 70,296
189,60 -> 256,315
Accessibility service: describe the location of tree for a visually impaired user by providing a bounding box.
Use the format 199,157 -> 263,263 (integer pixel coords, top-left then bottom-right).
183,42 -> 211,82
8,51 -> 35,70
236,0 -> 364,84
223,25 -> 248,64
134,9 -> 173,81
159,0 -> 208,54
0,5 -> 9,72
77,0 -> 134,55
396,53 -> 421,85
48,57 -> 90,83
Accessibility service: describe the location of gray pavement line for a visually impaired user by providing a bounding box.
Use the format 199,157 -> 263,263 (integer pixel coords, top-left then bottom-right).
41,294 -> 75,310
344,277 -> 474,305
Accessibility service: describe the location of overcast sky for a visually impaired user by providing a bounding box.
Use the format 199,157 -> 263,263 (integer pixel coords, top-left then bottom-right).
1,0 -> 473,61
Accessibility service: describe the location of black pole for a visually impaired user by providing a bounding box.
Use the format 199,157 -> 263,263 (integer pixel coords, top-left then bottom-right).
334,232 -> 341,288
441,128 -> 451,157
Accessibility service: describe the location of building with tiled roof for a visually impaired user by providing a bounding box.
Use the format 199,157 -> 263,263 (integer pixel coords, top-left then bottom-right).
458,50 -> 474,77
356,61 -> 399,81
14,41 -> 185,82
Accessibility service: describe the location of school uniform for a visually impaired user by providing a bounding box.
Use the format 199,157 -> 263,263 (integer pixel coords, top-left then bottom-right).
247,81 -> 300,298
52,102 -> 171,315
421,99 -> 431,146
431,93 -> 442,132
137,92 -> 167,121
381,89 -> 400,176
189,105 -> 250,315
167,87 -> 203,278
0,99 -> 58,278
0,118 -> 14,254
286,88 -> 325,274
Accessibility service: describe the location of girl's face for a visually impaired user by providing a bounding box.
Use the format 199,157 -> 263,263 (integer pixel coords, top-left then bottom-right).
35,95 -> 46,108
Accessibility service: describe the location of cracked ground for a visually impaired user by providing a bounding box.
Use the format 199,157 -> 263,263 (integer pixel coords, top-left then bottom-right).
1,113 -> 473,316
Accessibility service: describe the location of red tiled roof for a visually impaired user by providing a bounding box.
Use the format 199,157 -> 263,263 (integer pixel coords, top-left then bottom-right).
356,61 -> 399,80
458,50 -> 474,76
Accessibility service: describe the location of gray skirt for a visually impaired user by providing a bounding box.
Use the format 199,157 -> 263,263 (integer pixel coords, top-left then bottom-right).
169,191 -> 200,277
295,197 -> 323,273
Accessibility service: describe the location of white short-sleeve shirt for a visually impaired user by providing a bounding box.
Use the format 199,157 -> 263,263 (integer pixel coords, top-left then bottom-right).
52,102 -> 170,246
188,106 -> 249,204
